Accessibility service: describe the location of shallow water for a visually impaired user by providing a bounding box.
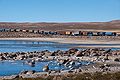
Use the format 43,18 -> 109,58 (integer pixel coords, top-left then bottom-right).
0,60 -> 91,76
0,40 -> 120,76
0,60 -> 61,76
0,40 -> 120,52
0,40 -> 78,52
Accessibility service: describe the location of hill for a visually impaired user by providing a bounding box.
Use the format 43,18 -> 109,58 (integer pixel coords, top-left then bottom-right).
0,20 -> 120,31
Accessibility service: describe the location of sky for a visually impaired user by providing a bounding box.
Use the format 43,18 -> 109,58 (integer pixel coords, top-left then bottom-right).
0,0 -> 120,22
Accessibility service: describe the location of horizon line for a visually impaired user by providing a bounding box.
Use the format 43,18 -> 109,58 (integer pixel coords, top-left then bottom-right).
0,19 -> 120,23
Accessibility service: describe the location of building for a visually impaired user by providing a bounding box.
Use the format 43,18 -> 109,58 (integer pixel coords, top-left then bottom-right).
10,29 -> 15,32
116,32 -> 120,36
39,31 -> 44,34
58,31 -> 72,35
0,29 -> 5,32
112,32 -> 117,36
72,31 -> 80,36
49,31 -> 58,35
92,32 -> 98,36
15,29 -> 21,32
105,32 -> 116,36
33,30 -> 39,33
27,30 -> 34,33
22,29 -> 27,32
97,32 -> 106,36
65,31 -> 72,35
4,29 -> 11,32
87,32 -> 93,36
79,31 -> 83,36
82,31 -> 88,36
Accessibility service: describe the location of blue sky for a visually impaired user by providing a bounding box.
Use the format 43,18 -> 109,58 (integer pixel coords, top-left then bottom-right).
0,0 -> 120,22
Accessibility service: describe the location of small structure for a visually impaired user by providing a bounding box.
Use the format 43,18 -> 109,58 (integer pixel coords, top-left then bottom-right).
79,31 -> 83,36
39,31 -> 44,34
116,32 -> 120,36
37,30 -> 41,34
22,29 -> 27,32
72,31 -> 80,36
33,30 -> 39,33
0,29 -> 5,32
4,29 -> 11,32
105,32 -> 116,36
58,31 -> 72,35
58,31 -> 65,35
27,30 -> 34,33
15,29 -> 21,32
48,31 -> 57,35
92,32 -> 98,36
43,31 -> 50,35
87,32 -> 93,36
82,31 -> 88,36
65,31 -> 72,35
97,32 -> 106,36
10,29 -> 15,32
112,32 -> 117,36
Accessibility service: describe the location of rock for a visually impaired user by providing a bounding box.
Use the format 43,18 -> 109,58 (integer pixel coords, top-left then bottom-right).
43,65 -> 49,72
26,70 -> 36,74
27,60 -> 35,67
69,61 -> 75,66
0,56 -> 6,60
14,75 -> 19,79
105,49 -> 111,53
16,55 -> 26,60
19,70 -> 36,75
68,70 -> 74,73
51,50 -> 63,56
51,52 -> 56,56
44,50 -> 52,56
19,70 -> 28,75
78,68 -> 82,72
57,50 -> 64,56
62,59 -> 69,64
53,76 -> 62,80
75,51 -> 84,57
99,65 -> 105,69
104,54 -> 109,60
2,75 -> 19,80
35,58 -> 41,61
114,58 -> 120,62
28,54 -> 34,58
68,48 -> 78,54
104,64 -> 110,67
92,53 -> 100,56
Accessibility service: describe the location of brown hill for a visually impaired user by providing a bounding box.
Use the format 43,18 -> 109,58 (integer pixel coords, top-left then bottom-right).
0,20 -> 120,31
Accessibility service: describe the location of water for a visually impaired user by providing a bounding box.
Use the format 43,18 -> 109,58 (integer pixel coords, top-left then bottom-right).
0,40 -> 120,53
0,60 -> 92,76
0,40 -> 120,76
0,40 -> 78,52
0,60 -> 62,76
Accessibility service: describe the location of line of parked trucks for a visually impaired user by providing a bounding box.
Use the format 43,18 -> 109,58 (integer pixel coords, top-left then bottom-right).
0,28 -> 119,36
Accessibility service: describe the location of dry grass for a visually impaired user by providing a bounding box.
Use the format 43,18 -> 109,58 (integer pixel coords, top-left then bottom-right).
4,72 -> 120,80
0,20 -> 120,31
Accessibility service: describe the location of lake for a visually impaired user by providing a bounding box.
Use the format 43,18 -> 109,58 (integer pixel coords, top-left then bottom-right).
0,40 -> 79,52
0,40 -> 120,52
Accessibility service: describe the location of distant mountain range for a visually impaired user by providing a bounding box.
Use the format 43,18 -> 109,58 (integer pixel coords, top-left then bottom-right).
0,20 -> 120,31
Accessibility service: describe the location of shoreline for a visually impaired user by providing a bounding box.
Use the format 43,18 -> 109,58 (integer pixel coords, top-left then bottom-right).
0,47 -> 120,79
0,38 -> 120,48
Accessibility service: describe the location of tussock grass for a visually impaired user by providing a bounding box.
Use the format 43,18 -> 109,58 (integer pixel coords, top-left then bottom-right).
4,72 -> 120,80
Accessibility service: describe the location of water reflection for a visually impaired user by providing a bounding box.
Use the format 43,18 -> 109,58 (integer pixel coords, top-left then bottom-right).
0,40 -> 120,52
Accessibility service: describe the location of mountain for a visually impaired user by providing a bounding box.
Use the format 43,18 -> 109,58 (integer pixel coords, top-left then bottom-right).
0,20 -> 120,31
